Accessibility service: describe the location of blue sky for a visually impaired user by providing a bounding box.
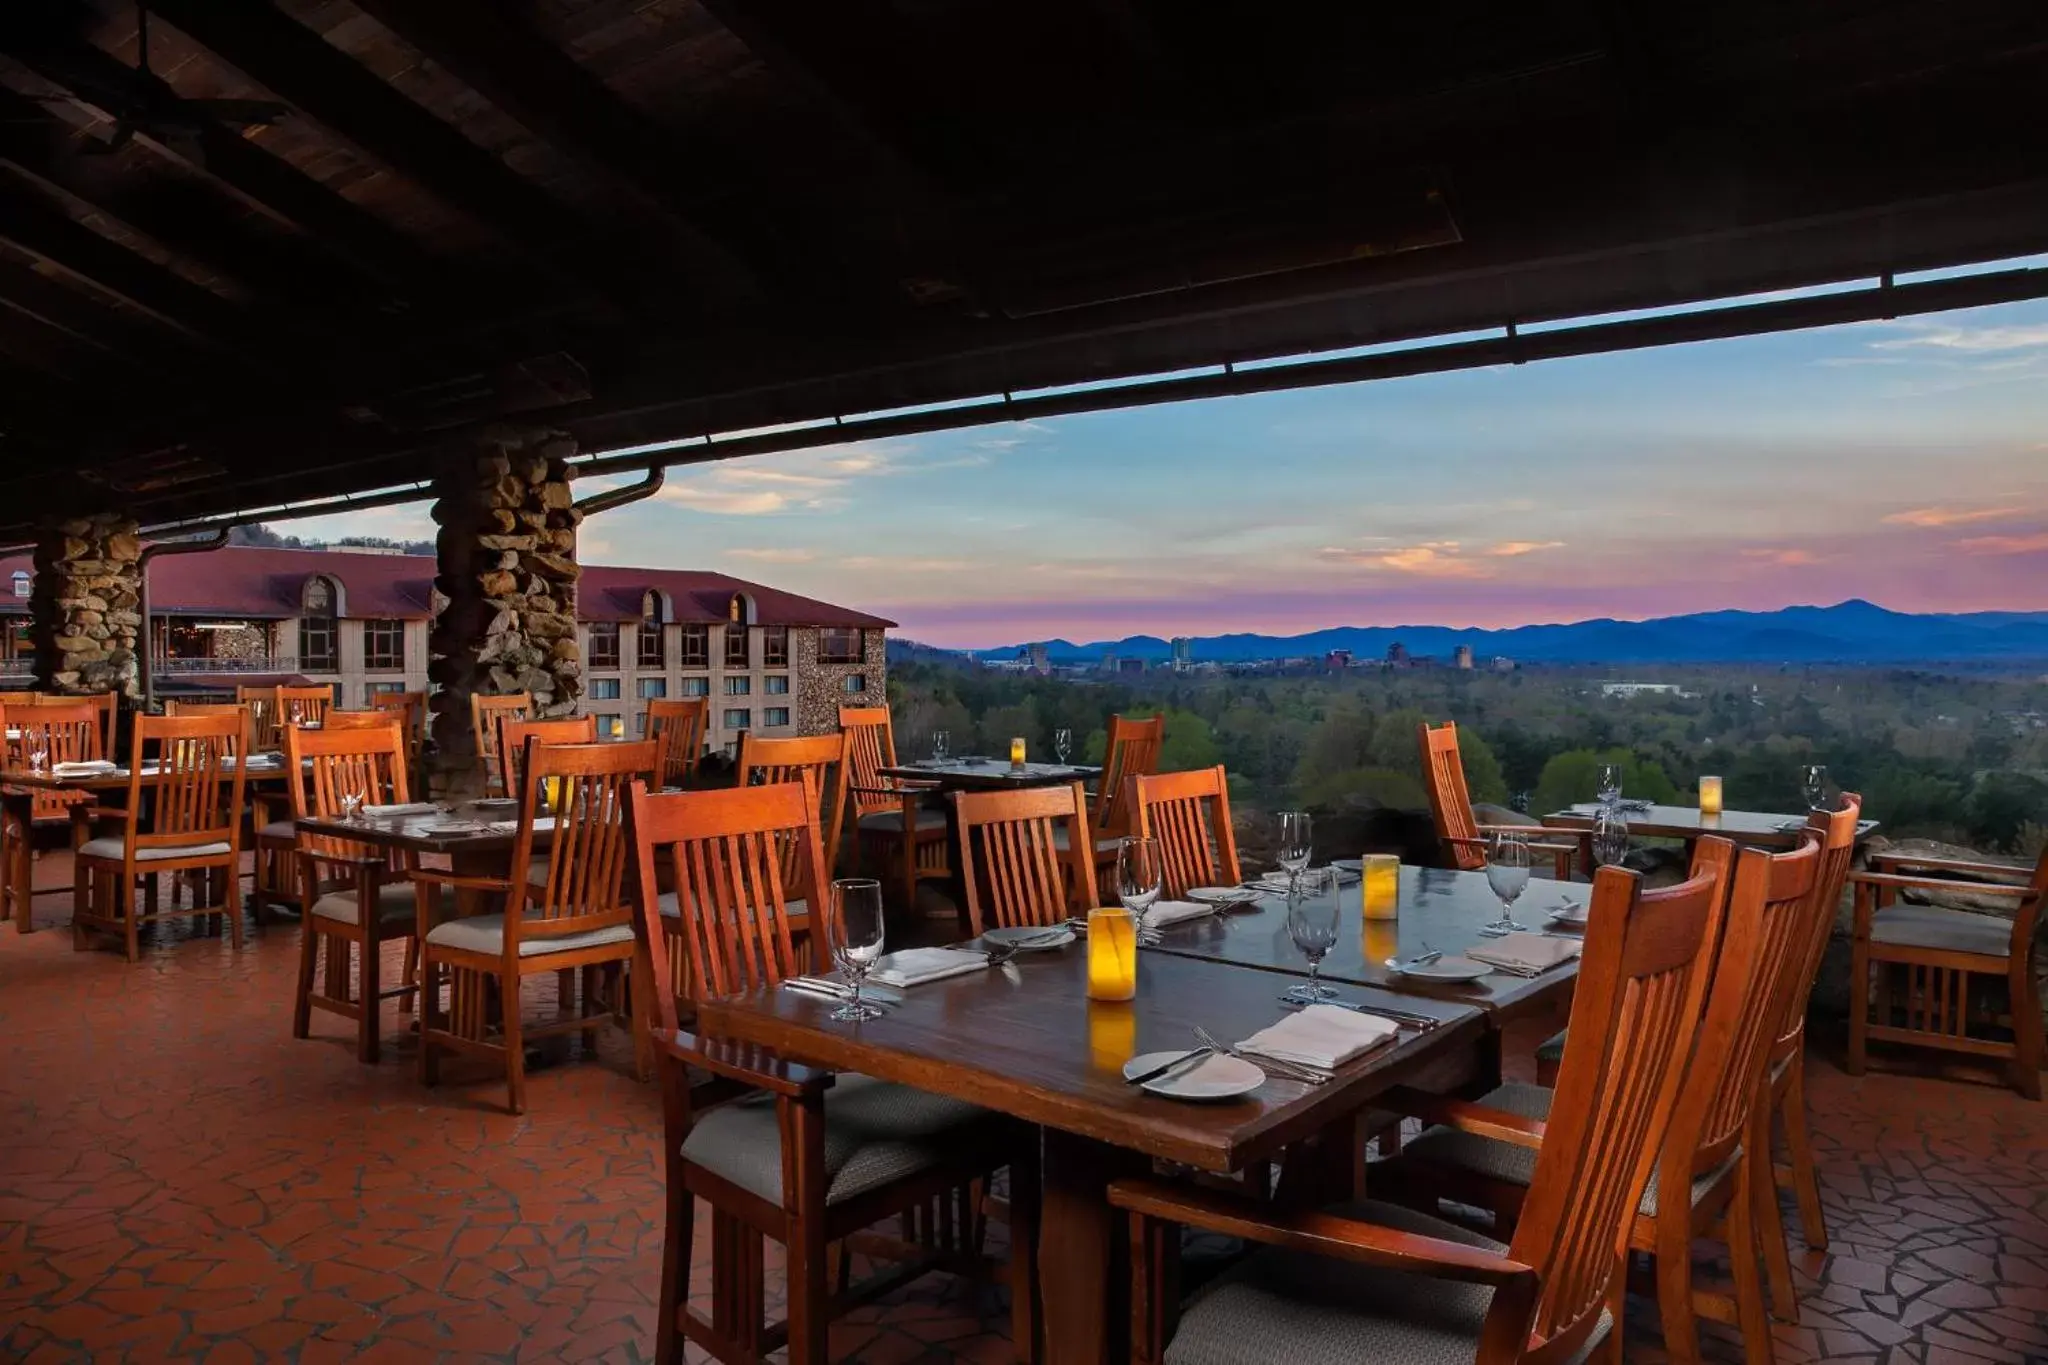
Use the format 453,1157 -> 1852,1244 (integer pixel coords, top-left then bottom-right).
292,286 -> 2048,649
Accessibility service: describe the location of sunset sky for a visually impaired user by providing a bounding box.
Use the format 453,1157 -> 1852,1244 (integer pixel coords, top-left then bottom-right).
291,283 -> 2048,650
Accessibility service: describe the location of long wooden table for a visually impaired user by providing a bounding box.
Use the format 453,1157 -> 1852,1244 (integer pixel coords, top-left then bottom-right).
1539,801 -> 1880,852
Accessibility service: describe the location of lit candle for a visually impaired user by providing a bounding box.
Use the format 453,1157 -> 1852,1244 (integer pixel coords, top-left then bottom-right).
1363,917 -> 1399,970
1086,906 -> 1138,1001
1698,775 -> 1723,816
1087,1001 -> 1137,1069
1361,854 -> 1400,919
1009,736 -> 1027,769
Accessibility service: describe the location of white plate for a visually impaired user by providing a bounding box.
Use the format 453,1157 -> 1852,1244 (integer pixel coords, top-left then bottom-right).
1186,886 -> 1252,907
1390,955 -> 1493,982
980,925 -> 1075,951
1123,1050 -> 1265,1101
1545,902 -> 1589,927
1329,858 -> 1363,873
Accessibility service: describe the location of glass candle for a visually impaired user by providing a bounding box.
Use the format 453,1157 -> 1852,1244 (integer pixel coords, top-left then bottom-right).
1698,775 -> 1723,816
1362,854 -> 1400,919
1010,736 -> 1027,768
1086,906 -> 1138,1001
1087,1001 -> 1137,1070
1363,916 -> 1399,970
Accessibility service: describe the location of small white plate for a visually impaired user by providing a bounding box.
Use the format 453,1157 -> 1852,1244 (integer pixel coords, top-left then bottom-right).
1391,955 -> 1493,982
1123,1050 -> 1265,1101
1546,902 -> 1589,927
1187,886 -> 1251,907
980,925 -> 1075,952
1329,858 -> 1363,874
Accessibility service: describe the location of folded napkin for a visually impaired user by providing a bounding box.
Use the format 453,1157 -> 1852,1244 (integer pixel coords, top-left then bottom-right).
53,759 -> 117,775
1237,1004 -> 1398,1069
869,947 -> 990,989
485,816 -> 558,834
1467,932 -> 1582,977
1142,900 -> 1213,929
364,801 -> 437,818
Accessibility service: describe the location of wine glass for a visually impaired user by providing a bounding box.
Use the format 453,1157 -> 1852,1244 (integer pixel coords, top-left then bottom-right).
1800,764 -> 1828,811
931,729 -> 950,764
1276,810 -> 1313,892
1480,833 -> 1533,937
28,746 -> 48,774
1283,872 -> 1342,1003
340,790 -> 365,824
1595,762 -> 1622,808
1116,836 -> 1163,922
1592,805 -> 1630,868
827,878 -> 887,1022
1054,728 -> 1073,765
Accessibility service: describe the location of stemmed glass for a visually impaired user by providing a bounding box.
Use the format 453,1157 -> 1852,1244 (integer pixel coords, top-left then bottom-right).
1116,836 -> 1163,922
1592,805 -> 1631,868
1595,762 -> 1623,808
1277,810 -> 1313,893
827,878 -> 887,1022
1054,728 -> 1073,765
1480,832 -> 1533,937
1283,867 -> 1341,1002
931,730 -> 950,765
1800,764 -> 1828,811
341,788 -> 367,823
28,746 -> 48,774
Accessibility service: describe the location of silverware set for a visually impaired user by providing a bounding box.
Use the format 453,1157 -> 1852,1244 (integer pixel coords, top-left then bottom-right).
1383,942 -> 1443,973
1282,996 -> 1444,1033
1191,1026 -> 1332,1086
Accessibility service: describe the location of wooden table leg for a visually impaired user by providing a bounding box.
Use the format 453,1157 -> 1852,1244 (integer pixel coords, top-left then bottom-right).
1039,1127 -> 1146,1365
4,790 -> 32,933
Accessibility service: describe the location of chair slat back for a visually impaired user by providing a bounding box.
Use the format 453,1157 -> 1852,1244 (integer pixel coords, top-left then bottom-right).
1132,766 -> 1241,898
10,702 -> 101,821
1497,845 -> 1730,1360
370,689 -> 427,740
1772,795 -> 1863,1053
276,685 -> 334,729
625,779 -> 826,1024
236,685 -> 281,749
470,691 -> 533,796
322,709 -> 396,731
647,697 -> 709,785
1418,720 -> 1484,871
839,705 -> 900,820
1096,713 -> 1165,841
125,712 -> 248,850
17,692 -> 120,757
284,721 -> 411,873
499,714 -> 596,803
954,782 -> 1099,934
737,730 -> 848,883
509,739 -> 660,944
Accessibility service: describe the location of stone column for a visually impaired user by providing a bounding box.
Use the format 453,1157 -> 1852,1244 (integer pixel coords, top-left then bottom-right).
31,512 -> 143,697
426,426 -> 582,797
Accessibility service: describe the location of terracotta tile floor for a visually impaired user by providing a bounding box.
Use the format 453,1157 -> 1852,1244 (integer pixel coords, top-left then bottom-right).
2,860 -> 2045,1363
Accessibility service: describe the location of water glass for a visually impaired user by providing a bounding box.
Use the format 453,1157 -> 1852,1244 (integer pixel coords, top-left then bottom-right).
340,791 -> 365,824
1595,762 -> 1622,807
1116,836 -> 1163,919
1277,810 -> 1313,890
1800,764 -> 1828,811
931,730 -> 950,764
28,747 -> 48,774
1480,833 -> 1533,937
1592,805 -> 1630,868
1054,728 -> 1073,764
827,879 -> 887,1022
1283,890 -> 1342,1003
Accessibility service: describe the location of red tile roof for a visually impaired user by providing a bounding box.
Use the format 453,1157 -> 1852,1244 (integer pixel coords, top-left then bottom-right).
0,545 -> 893,629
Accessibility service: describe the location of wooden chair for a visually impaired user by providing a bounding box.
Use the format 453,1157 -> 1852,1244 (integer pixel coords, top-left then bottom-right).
1132,766 -> 1242,898
469,691 -> 532,797
622,778 -> 1032,1365
286,722 -> 437,1064
499,714 -> 598,807
952,782 -> 1100,934
73,711 -> 249,961
1091,713 -> 1164,865
1419,720 -> 1577,879
840,705 -> 947,910
1848,836 -> 2045,1101
1109,854 -> 1727,1365
1,701 -> 101,931
648,696 -> 709,787
736,730 -> 849,875
237,684 -> 282,750
277,684 -> 334,728
370,688 -> 427,755
413,737 -> 658,1112
322,709 -> 396,730
10,691 -> 121,758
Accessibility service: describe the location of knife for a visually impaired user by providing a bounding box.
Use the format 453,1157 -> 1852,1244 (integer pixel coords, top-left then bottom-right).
1126,1047 -> 1212,1087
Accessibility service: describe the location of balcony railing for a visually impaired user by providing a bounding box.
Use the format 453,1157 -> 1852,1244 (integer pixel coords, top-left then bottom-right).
152,655 -> 304,675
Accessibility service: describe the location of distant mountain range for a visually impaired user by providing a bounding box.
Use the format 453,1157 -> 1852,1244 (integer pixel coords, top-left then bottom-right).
927,601 -> 2048,666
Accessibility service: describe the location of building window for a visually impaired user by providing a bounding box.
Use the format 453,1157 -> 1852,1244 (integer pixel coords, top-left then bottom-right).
634,713 -> 649,738
589,677 -> 621,701
680,677 -> 709,698
596,714 -> 623,741
764,707 -> 791,728
725,676 -> 750,696
637,603 -> 665,667
588,622 -> 620,669
765,675 -> 790,695
842,674 -> 867,695
723,708 -> 751,731
679,625 -> 709,668
9,570 -> 27,598
762,625 -> 790,667
637,677 -> 667,699
724,626 -> 749,668
367,680 -> 404,699
363,619 -> 405,671
819,627 -> 863,664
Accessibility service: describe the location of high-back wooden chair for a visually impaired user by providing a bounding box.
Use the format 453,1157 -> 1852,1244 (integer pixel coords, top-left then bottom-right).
0,700 -> 102,933
1418,720 -> 1576,879
1094,713 -> 1164,848
236,684 -> 282,750
321,709 -> 396,731
370,688 -> 426,743
469,691 -> 532,797
623,779 -> 1032,1365
13,691 -> 121,758
952,782 -> 1100,934
498,714 -> 597,806
647,696 -> 709,787
1132,765 -> 1242,898
285,722 -> 435,1064
840,704 -> 947,911
1111,853 -> 1727,1365
74,711 -> 249,961
276,684 -> 334,729
413,737 -> 657,1112
737,730 -> 849,878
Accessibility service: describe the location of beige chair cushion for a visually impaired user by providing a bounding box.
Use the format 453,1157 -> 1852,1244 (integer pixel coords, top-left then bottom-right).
1536,1029 -> 1568,1064
681,1074 -> 992,1206
424,912 -> 633,957
1402,1081 -> 1737,1218
79,836 -> 232,863
655,891 -> 808,920
858,808 -> 947,834
257,819 -> 297,843
1871,904 -> 2016,959
310,878 -> 451,929
1165,1197 -> 1611,1365
1050,826 -> 1127,855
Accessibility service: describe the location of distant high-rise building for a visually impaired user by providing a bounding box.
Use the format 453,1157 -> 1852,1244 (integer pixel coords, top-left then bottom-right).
1453,645 -> 1474,670
1027,642 -> 1050,675
1117,657 -> 1146,676
1170,636 -> 1193,671
1101,652 -> 1120,674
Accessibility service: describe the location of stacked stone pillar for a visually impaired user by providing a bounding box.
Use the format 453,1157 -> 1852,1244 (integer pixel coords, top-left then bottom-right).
426,427 -> 582,797
31,512 -> 143,698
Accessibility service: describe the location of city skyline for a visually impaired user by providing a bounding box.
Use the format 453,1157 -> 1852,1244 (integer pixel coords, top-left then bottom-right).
288,283 -> 2048,651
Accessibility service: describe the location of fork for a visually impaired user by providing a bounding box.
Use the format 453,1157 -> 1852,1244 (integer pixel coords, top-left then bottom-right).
1192,1026 -> 1331,1086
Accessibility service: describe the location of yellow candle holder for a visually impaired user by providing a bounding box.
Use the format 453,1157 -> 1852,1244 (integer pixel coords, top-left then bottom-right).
1363,917 -> 1399,970
1009,736 -> 1027,769
1361,854 -> 1400,920
1087,1001 -> 1137,1070
1086,907 -> 1138,1001
1698,775 -> 1723,816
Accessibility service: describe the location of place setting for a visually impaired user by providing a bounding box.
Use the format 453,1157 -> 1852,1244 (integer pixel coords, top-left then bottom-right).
1121,1004 -> 1402,1100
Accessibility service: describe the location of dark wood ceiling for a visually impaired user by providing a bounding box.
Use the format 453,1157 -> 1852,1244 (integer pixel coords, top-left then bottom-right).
1,0 -> 2046,542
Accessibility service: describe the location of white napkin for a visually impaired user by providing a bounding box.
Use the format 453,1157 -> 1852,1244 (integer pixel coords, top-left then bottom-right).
53,760 -> 117,775
1237,1004 -> 1398,1069
1468,932 -> 1582,976
1142,900 -> 1213,929
364,802 -> 438,817
869,947 -> 990,988
485,816 -> 557,834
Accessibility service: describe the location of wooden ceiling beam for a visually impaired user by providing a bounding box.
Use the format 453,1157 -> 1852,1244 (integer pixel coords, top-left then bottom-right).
0,250 -> 182,361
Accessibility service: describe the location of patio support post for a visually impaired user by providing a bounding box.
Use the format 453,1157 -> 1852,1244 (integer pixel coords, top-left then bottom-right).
426,425 -> 582,797
30,512 -> 143,699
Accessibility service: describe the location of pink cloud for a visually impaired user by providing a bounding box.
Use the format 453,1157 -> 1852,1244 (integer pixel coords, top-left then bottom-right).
1955,532 -> 2048,555
1741,548 -> 1824,566
1882,506 -> 2023,528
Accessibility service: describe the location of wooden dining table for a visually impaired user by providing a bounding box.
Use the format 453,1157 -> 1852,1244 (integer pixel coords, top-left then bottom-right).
1539,801 -> 1881,858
